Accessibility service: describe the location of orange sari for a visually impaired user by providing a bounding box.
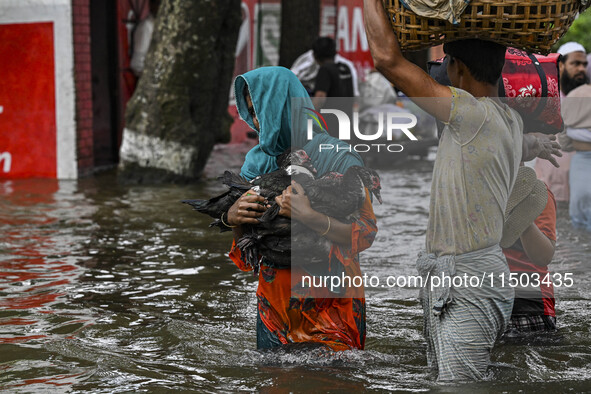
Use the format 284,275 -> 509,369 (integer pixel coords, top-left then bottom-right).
229,190 -> 377,351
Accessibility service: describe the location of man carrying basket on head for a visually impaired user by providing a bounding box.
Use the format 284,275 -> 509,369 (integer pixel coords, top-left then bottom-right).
363,0 -> 562,382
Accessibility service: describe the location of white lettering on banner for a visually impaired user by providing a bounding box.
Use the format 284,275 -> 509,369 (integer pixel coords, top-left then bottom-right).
319,6 -> 336,37
0,152 -> 12,173
336,6 -> 369,52
253,3 -> 280,67
337,6 -> 349,51
351,7 -> 368,52
260,13 -> 280,65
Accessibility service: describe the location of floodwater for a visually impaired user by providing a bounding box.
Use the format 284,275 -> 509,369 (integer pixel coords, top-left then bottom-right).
1,158 -> 590,393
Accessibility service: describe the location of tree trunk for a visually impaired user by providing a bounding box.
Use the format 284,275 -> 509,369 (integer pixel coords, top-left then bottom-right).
279,0 -> 320,68
119,0 -> 241,183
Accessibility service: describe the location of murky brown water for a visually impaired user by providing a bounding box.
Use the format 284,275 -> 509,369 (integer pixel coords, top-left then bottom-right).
1,159 -> 590,392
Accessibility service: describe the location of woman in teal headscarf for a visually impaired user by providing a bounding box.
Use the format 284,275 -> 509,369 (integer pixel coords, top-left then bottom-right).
226,66 -> 377,351
235,66 -> 364,180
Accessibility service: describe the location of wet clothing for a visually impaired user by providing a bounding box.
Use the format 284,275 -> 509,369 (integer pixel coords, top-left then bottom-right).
231,67 -> 377,351
427,87 -> 523,256
421,87 -> 522,381
417,245 -> 514,382
506,315 -> 557,332
230,190 -> 376,351
503,186 -> 557,332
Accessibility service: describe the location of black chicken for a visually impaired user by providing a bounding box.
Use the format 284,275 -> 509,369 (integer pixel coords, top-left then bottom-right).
183,149 -> 381,274
183,148 -> 316,231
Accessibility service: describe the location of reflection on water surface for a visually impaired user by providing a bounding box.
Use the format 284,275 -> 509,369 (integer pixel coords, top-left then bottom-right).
0,162 -> 590,392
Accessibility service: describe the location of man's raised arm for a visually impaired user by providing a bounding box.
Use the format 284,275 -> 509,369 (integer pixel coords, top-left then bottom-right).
363,0 -> 452,121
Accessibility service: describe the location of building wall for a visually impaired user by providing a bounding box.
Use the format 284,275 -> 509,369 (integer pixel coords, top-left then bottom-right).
0,0 -> 78,179
72,0 -> 94,176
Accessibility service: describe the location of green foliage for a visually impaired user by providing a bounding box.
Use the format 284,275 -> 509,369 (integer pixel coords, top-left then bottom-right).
553,8 -> 591,53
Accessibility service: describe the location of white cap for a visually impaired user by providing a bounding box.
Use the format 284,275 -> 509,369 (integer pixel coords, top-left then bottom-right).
557,42 -> 586,56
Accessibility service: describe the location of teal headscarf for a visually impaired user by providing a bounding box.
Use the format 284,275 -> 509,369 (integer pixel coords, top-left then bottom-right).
235,66 -> 363,180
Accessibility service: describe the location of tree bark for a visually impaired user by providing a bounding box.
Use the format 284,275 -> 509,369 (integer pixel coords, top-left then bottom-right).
279,0 -> 320,68
119,0 -> 241,183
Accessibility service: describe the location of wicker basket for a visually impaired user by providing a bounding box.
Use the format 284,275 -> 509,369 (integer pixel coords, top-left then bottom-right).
384,0 -> 582,54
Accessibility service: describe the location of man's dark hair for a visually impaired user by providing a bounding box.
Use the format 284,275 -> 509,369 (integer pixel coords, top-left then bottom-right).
443,39 -> 506,85
313,37 -> 337,62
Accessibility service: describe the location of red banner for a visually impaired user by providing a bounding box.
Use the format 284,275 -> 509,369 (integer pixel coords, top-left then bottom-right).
322,0 -> 374,80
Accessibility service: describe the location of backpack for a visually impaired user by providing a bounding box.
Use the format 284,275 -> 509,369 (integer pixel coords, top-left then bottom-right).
428,48 -> 563,136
